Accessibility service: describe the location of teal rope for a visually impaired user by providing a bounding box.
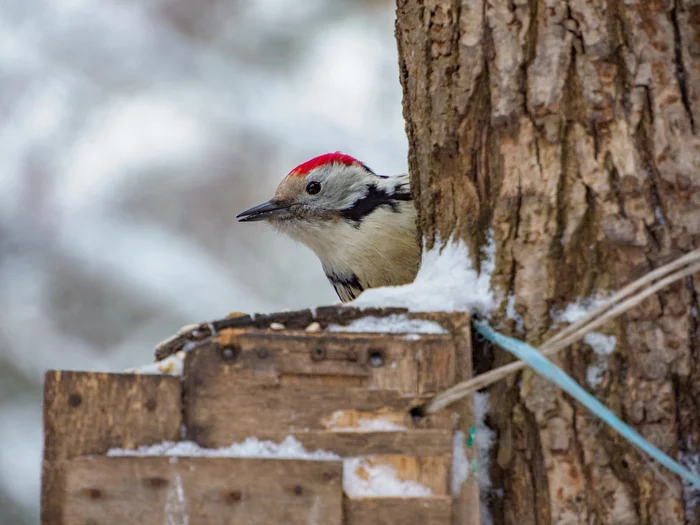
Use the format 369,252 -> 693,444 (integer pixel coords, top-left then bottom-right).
474,321 -> 700,489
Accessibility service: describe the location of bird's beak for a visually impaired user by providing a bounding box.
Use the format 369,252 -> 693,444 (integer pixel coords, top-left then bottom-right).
236,200 -> 291,222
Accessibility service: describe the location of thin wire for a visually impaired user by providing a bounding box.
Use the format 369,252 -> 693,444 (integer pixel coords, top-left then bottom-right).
424,257 -> 700,414
475,323 -> 700,489
544,248 -> 700,348
541,261 -> 700,357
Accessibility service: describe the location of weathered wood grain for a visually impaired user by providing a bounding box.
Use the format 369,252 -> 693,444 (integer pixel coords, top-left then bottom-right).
184,373 -> 451,447
184,340 -> 453,447
42,371 -> 181,525
343,496 -> 452,525
154,306 -> 469,362
207,330 -> 456,395
155,306 -> 415,360
447,311 -> 481,525
293,430 -> 451,458
63,456 -> 343,525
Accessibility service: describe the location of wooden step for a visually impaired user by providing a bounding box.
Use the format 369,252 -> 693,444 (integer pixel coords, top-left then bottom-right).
62,456 -> 343,525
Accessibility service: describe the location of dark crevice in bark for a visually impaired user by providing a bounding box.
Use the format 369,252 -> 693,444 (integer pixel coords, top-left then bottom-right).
592,124 -> 601,160
562,184 -> 602,299
644,177 -> 666,250
566,345 -> 595,511
469,24 -> 495,245
649,176 -> 668,228
394,1 -> 423,242
525,0 -> 539,71
564,2 -> 584,55
634,104 -> 670,257
512,178 -> 523,245
680,274 -> 700,448
638,84 -> 655,126
604,153 -> 628,219
644,222 -> 662,252
571,404 -> 604,523
472,336 -> 496,377
552,122 -> 572,293
519,0 -> 539,116
687,274 -> 699,369
423,3 -> 436,149
532,135 -> 543,177
490,385 -> 517,525
420,0 -> 436,247
670,1 -> 696,134
523,405 -> 550,525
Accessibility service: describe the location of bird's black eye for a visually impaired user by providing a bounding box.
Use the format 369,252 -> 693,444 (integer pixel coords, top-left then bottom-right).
306,181 -> 321,195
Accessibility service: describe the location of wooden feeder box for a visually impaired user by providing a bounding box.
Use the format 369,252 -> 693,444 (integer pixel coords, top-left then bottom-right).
42,307 -> 481,525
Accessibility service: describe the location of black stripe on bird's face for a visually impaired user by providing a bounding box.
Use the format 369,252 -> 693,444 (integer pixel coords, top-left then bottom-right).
340,183 -> 412,225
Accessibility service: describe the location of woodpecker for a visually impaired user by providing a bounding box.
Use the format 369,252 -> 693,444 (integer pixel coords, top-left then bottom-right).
237,152 -> 420,302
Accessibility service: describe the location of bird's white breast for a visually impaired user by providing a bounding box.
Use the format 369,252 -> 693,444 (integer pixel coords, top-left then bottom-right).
274,201 -> 419,291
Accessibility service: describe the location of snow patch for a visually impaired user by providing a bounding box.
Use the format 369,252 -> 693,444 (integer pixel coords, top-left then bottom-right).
333,419 -> 406,432
349,235 -> 497,316
452,430 -> 469,496
125,354 -> 184,376
108,436 -> 435,497
107,436 -> 340,461
553,296 -> 617,390
328,314 -> 447,334
348,419 -> 406,431
583,332 -> 617,388
583,332 -> 616,356
681,450 -> 700,520
552,295 -> 610,325
165,471 -> 189,525
325,412 -> 406,432
586,364 -> 606,388
343,457 -> 432,497
505,294 -> 524,333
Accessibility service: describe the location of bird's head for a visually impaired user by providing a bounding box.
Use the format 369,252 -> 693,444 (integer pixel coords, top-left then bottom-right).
236,152 -> 410,227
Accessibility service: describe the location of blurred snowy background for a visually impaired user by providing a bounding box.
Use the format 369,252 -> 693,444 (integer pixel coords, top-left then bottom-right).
0,0 -> 407,521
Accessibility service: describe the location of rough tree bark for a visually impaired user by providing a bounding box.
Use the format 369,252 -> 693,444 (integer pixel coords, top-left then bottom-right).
395,1 -> 700,524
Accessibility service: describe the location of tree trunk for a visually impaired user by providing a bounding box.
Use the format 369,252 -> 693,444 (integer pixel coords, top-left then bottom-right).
395,1 -> 700,524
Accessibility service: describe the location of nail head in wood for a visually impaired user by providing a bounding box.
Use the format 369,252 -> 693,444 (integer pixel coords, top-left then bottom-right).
224,490 -> 244,503
368,349 -> 385,368
311,346 -> 326,361
221,346 -> 240,362
68,393 -> 82,408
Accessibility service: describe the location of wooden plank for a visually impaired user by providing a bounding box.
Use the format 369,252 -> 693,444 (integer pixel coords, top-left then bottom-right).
184,362 -> 453,450
344,497 -> 452,525
42,371 -> 181,525
63,456 -> 343,525
293,430 -> 451,457
208,330 -> 456,395
155,306 -> 415,360
442,314 -> 481,525
211,330 -> 371,379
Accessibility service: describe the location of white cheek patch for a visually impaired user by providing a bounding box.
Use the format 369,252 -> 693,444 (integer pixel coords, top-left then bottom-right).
309,165 -> 373,211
